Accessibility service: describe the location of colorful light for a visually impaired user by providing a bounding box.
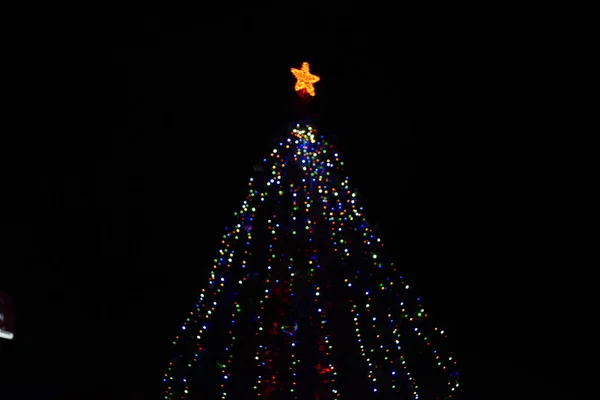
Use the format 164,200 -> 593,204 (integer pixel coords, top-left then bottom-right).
163,124 -> 461,399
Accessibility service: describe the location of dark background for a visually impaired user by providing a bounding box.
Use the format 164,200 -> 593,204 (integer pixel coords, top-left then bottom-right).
1,2 -> 576,399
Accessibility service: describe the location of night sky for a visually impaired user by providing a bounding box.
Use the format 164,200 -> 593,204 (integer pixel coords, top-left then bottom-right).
1,3 -> 574,400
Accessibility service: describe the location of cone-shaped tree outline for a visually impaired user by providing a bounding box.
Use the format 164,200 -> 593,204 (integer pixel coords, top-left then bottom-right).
163,125 -> 461,399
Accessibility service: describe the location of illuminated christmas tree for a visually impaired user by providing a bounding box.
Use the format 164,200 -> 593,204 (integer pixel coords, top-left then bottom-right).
163,63 -> 461,400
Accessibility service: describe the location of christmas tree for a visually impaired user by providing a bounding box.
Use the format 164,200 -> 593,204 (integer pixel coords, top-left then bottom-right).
163,63 -> 461,400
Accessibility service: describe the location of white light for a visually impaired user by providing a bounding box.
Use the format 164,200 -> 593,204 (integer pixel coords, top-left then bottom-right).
0,330 -> 13,340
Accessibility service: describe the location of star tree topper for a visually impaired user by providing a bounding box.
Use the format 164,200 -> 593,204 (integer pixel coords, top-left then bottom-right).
291,62 -> 320,97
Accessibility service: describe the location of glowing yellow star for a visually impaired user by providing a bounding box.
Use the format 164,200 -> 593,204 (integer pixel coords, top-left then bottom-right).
291,62 -> 320,97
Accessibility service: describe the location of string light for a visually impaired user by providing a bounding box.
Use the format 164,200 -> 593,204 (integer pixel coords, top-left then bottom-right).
163,125 -> 461,399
